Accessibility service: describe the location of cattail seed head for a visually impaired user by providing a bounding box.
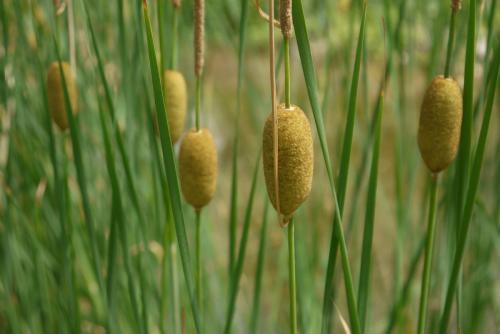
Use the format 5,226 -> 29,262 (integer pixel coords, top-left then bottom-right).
194,0 -> 204,77
172,0 -> 181,9
46,62 -> 78,131
418,75 -> 462,173
179,128 -> 218,210
451,0 -> 461,11
280,0 -> 293,39
161,70 -> 187,143
262,104 -> 313,220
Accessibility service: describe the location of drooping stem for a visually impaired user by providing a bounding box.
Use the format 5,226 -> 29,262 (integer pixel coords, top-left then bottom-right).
288,218 -> 297,334
417,174 -> 439,334
284,38 -> 291,108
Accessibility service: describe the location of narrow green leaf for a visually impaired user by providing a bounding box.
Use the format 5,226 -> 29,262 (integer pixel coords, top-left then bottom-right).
224,150 -> 261,334
293,4 -> 362,334
99,105 -> 144,333
83,1 -> 145,226
142,3 -> 201,332
453,0 -> 476,224
229,0 -> 250,278
357,88 -> 383,332
385,238 -> 426,334
250,199 -> 269,334
440,37 -> 499,333
53,36 -> 104,297
323,2 -> 367,330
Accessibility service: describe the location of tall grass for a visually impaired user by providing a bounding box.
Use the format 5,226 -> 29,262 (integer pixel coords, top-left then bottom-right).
0,0 -> 497,333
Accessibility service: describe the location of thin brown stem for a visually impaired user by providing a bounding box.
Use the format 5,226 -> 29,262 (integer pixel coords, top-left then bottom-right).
268,0 -> 280,221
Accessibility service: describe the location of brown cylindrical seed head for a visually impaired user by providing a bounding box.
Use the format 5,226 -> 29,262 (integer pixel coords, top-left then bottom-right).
179,128 -> 218,210
262,104 -> 313,219
172,0 -> 181,8
451,0 -> 461,11
161,70 -> 187,143
194,0 -> 204,77
46,62 -> 78,131
280,0 -> 293,39
418,75 -> 462,173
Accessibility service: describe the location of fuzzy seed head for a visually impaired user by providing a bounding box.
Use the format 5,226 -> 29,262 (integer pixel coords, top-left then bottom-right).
418,75 -> 462,173
194,0 -> 204,77
262,104 -> 313,219
451,0 -> 461,11
280,0 -> 293,39
46,62 -> 78,131
172,0 -> 181,8
179,128 -> 218,210
162,70 -> 187,143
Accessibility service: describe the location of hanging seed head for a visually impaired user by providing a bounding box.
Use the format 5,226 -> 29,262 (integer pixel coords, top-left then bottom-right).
280,0 -> 293,39
159,70 -> 187,143
418,75 -> 462,173
179,128 -> 218,210
46,62 -> 78,131
262,104 -> 313,220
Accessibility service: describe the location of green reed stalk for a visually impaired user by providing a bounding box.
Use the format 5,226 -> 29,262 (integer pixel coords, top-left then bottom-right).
250,199 -> 269,333
357,88 -> 383,332
171,6 -> 179,69
196,77 -> 201,130
195,211 -> 203,329
228,0 -> 250,279
288,219 -> 297,334
417,175 -> 439,334
284,38 -> 291,108
444,7 -> 458,78
440,38 -> 499,333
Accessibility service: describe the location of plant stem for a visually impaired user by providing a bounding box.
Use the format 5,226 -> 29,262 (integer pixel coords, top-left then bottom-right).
196,211 -> 202,331
196,76 -> 201,130
288,218 -> 297,334
444,9 -> 458,78
284,38 -> 291,108
417,174 -> 439,334
171,7 -> 179,70
158,0 -> 166,75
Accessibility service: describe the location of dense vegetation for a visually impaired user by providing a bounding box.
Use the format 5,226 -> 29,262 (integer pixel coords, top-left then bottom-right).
0,0 -> 498,333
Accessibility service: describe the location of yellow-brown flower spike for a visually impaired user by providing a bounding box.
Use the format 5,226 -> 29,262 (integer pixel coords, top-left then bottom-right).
262,104 -> 313,221
46,62 -> 78,131
163,70 -> 187,143
418,75 -> 463,173
179,128 -> 218,210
